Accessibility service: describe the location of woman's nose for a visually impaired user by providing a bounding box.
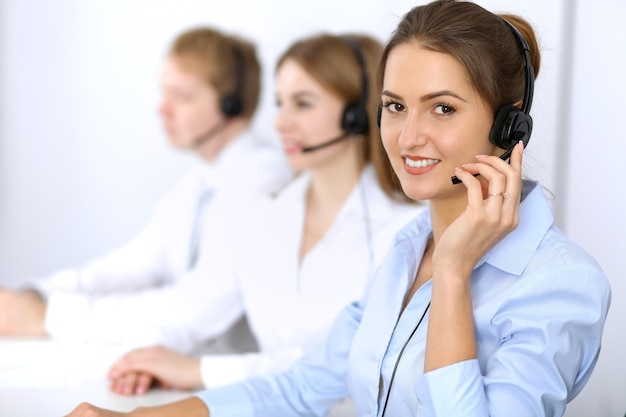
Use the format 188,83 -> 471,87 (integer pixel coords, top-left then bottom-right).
274,107 -> 290,133
398,113 -> 429,150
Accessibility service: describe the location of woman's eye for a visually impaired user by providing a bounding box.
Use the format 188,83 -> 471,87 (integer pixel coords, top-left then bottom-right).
296,100 -> 312,109
434,103 -> 456,115
383,101 -> 404,113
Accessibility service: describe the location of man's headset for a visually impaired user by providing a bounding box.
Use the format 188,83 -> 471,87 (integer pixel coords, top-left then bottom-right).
301,36 -> 370,153
193,40 -> 245,147
220,41 -> 245,118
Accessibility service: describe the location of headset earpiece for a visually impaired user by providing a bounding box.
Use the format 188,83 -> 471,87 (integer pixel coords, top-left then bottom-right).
221,41 -> 245,119
221,94 -> 243,118
488,19 -> 535,152
342,102 -> 369,135
341,36 -> 369,136
489,104 -> 533,149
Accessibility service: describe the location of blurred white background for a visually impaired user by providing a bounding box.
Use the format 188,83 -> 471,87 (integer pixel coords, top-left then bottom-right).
0,1 -> 624,415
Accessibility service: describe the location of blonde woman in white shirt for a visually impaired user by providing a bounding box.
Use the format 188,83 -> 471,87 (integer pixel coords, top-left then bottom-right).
0,27 -> 291,349
106,33 -> 424,396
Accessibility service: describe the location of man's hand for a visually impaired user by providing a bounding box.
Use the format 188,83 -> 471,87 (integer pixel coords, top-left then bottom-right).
0,289 -> 47,336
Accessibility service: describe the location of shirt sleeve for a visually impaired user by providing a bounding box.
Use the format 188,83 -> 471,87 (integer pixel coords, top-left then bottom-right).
415,262 -> 611,417
195,298 -> 364,417
199,347 -> 305,389
45,234 -> 245,352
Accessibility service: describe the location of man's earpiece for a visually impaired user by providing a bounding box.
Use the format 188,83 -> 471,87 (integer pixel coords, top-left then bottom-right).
221,42 -> 245,118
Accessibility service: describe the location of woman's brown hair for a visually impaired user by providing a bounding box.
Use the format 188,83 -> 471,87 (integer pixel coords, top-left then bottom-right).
378,0 -> 541,117
277,33 -> 409,201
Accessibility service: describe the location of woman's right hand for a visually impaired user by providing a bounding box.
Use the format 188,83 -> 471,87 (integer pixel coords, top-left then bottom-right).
433,141 -> 524,280
107,346 -> 202,395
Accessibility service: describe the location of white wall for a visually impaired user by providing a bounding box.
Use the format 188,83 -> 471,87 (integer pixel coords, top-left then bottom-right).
561,2 -> 626,416
0,1 -> 622,415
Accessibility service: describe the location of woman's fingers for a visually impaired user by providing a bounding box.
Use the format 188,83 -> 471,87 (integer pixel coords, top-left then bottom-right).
459,142 -> 524,199
452,142 -> 524,231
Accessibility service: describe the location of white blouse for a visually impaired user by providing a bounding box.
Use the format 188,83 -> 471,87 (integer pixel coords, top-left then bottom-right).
198,165 -> 425,388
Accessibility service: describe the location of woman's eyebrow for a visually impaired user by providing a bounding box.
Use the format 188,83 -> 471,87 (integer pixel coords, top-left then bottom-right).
421,90 -> 467,103
382,89 -> 467,103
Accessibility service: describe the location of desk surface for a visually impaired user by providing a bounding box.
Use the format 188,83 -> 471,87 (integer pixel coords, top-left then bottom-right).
0,337 -> 357,416
0,338 -> 189,416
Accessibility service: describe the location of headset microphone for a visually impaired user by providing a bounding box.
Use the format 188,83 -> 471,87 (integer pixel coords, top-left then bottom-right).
192,119 -> 229,147
300,133 -> 350,153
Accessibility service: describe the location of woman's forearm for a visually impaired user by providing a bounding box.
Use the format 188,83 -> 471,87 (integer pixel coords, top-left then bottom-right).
424,274 -> 476,373
134,397 -> 209,417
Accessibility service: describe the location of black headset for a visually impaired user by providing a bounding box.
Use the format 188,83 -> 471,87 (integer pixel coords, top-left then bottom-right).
341,36 -> 370,136
489,19 -> 535,151
376,19 -> 535,155
220,41 -> 245,118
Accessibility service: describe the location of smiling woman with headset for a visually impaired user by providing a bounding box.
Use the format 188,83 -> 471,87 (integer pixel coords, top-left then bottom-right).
103,33 -> 422,397
65,1 -> 610,416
